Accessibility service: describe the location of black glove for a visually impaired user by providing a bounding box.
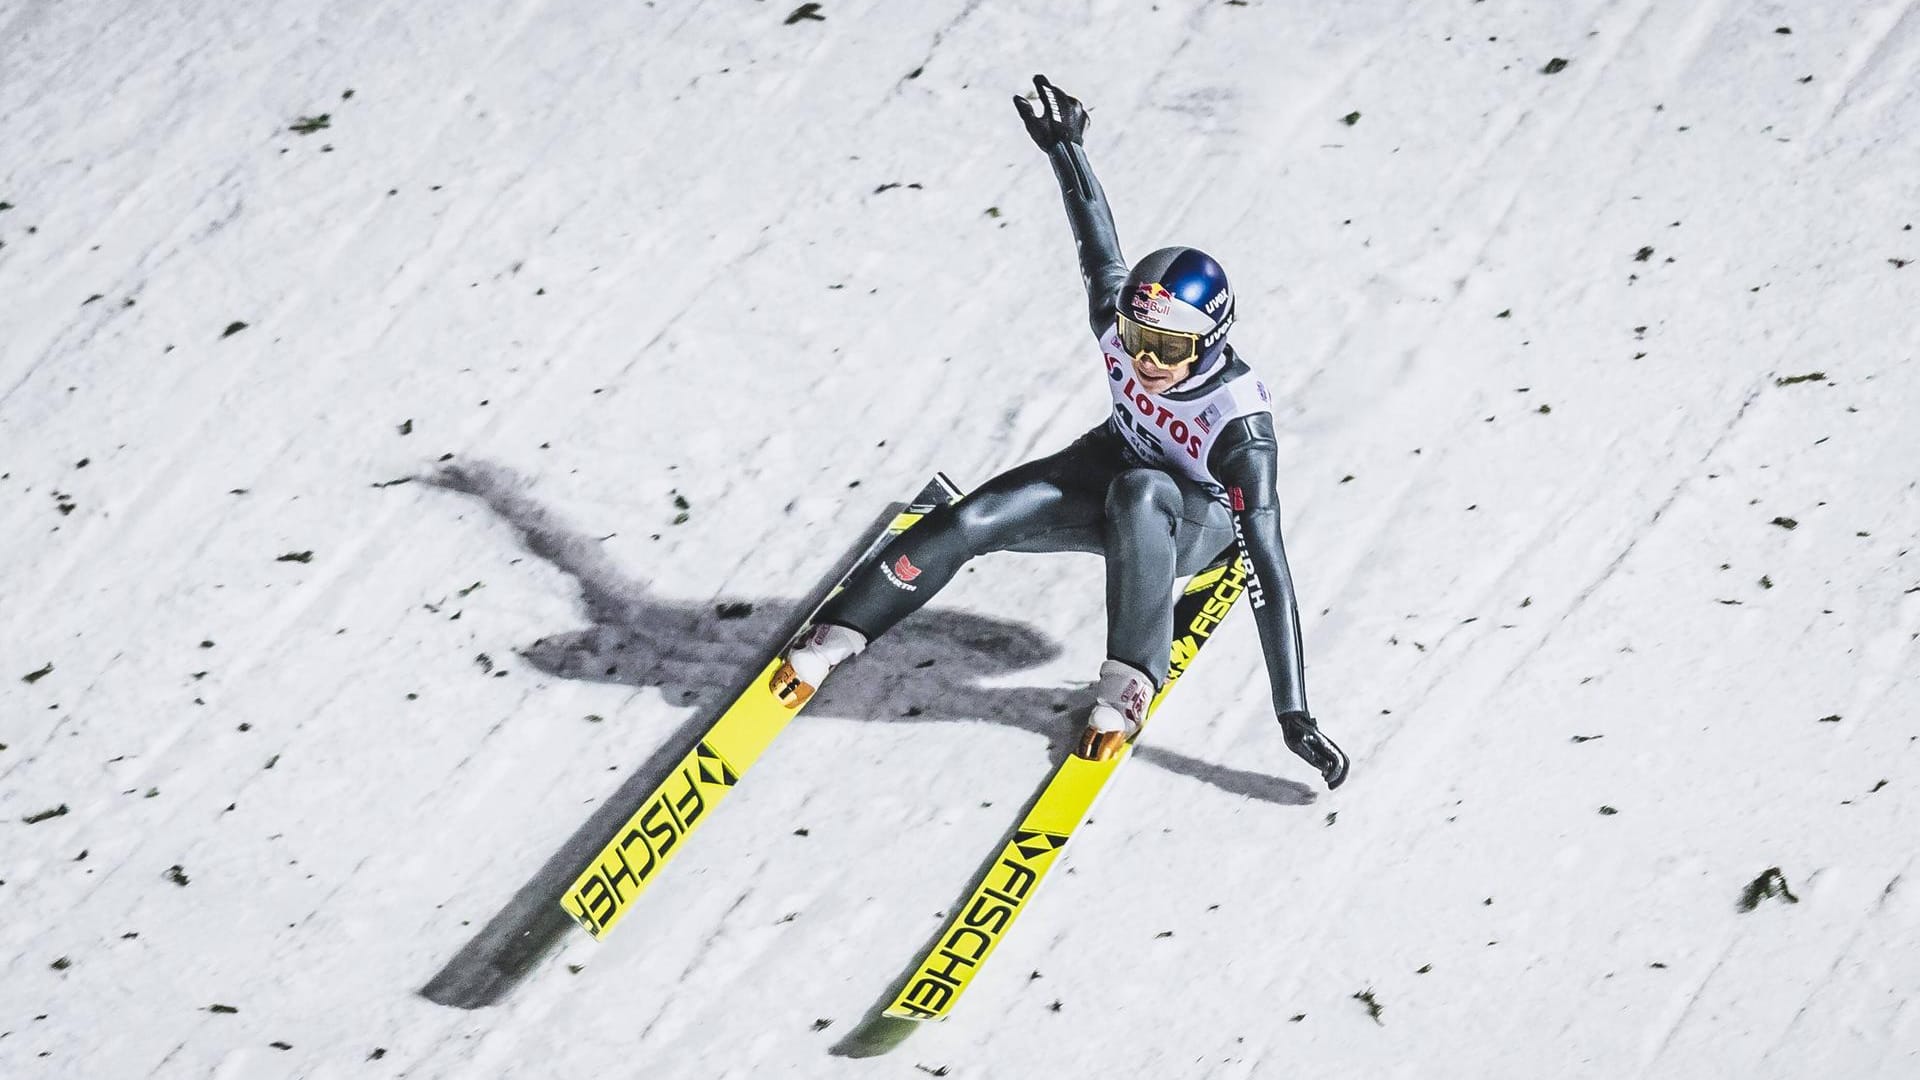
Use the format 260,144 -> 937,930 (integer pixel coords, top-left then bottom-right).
1012,74 -> 1089,150
1279,712 -> 1349,790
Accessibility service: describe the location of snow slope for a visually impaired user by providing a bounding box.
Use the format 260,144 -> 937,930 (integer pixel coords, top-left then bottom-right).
3,0 -> 1917,1076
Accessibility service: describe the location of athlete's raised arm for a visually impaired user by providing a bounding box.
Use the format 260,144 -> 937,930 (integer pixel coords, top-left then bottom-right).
1013,74 -> 1129,339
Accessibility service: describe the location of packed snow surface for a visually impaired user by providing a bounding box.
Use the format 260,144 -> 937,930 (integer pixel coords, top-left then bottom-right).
3,1 -> 1917,1077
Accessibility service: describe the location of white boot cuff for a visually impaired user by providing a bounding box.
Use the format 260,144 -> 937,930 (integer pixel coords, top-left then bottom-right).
788,623 -> 868,686
1094,659 -> 1154,732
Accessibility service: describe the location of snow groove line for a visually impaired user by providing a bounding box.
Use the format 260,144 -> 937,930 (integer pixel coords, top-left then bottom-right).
1807,0 -> 1919,142
1155,4 -> 1393,241
610,229 -> 774,383
617,0 -> 985,350
1433,0 -> 1663,289
0,161 -> 170,407
1488,376 -> 1766,692
437,683 -> 543,780
1639,934 -> 1739,1076
146,1038 -> 189,1076
637,885 -> 758,1042
1846,614 -> 1920,738
1598,0 -> 1734,145
890,0 -> 985,94
0,0 -> 147,114
1759,852 -> 1917,1066
291,852 -> 378,929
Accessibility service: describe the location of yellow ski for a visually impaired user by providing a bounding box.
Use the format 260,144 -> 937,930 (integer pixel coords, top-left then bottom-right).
884,549 -> 1251,1020
560,475 -> 963,940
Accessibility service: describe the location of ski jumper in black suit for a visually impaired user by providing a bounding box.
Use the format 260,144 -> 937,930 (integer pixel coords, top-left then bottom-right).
814,76 -> 1345,788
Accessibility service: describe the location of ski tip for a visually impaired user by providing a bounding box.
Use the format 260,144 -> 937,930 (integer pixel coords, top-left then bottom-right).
829,1014 -> 921,1058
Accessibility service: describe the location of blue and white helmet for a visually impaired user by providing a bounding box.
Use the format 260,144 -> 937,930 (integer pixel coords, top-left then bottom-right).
1117,246 -> 1235,373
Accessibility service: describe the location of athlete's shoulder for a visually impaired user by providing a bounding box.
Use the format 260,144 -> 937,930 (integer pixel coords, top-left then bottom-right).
1216,348 -> 1273,413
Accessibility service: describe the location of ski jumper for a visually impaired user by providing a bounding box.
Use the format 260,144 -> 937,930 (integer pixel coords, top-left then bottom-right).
816,134 -> 1312,721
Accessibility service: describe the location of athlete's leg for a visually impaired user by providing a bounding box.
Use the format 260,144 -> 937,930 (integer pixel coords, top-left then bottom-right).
1100,469 -> 1233,684
771,430 -> 1128,705
1077,468 -> 1234,758
1172,478 -> 1236,577
1101,469 -> 1182,685
818,430 -> 1120,641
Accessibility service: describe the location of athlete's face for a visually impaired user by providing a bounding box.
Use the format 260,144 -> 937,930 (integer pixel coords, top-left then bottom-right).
1132,353 -> 1193,394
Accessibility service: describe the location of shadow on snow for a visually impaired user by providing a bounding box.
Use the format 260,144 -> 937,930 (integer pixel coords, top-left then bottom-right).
419,460 -> 1312,1012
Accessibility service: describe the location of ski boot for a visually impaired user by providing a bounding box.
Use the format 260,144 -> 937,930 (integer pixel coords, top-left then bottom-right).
1076,659 -> 1154,762
769,623 -> 867,708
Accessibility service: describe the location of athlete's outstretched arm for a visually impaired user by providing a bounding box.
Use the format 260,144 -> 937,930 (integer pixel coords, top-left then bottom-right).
1013,74 -> 1129,338
1209,413 -> 1349,789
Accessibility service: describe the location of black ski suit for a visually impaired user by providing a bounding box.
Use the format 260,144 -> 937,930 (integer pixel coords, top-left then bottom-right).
816,134 -> 1314,727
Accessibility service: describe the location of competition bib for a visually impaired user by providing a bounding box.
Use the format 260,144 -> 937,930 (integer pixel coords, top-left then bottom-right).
1099,329 -> 1272,503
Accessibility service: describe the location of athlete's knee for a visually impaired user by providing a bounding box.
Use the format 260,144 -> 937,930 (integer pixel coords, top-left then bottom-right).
947,490 -> 1028,554
1104,469 -> 1180,525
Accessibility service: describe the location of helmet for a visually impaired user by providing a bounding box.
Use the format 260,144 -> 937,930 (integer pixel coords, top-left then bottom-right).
1117,246 -> 1235,374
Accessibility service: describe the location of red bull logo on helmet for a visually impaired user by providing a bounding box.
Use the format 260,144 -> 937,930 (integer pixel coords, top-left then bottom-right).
1130,281 -> 1174,321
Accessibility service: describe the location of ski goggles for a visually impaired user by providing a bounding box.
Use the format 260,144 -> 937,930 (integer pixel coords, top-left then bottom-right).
1116,312 -> 1200,371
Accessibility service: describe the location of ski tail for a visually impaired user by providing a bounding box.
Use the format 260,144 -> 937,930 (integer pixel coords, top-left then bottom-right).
881,543 -> 1249,1021
891,473 -> 965,534
559,474 -> 964,941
